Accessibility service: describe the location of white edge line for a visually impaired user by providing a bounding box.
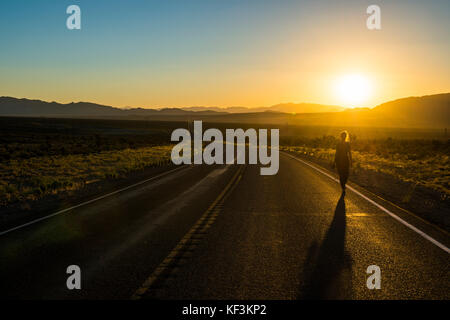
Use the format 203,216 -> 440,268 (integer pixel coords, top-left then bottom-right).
283,152 -> 450,254
0,165 -> 188,236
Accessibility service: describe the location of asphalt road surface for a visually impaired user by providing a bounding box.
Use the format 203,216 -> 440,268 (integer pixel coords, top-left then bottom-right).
0,152 -> 449,299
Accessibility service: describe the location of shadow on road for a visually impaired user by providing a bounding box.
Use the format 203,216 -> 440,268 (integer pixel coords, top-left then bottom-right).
298,192 -> 353,299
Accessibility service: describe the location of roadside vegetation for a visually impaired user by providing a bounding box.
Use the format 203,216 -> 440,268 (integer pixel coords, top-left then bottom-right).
0,117 -> 178,207
0,146 -> 172,206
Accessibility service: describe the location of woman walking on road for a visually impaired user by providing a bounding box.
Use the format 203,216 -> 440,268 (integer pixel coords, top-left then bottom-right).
334,131 -> 352,193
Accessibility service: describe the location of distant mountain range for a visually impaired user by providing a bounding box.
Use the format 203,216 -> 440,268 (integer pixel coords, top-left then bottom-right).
0,97 -> 226,117
182,103 -> 345,114
0,93 -> 449,128
0,98 -> 345,116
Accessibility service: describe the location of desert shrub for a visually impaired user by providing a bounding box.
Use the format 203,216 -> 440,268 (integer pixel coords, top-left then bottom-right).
0,145 -> 173,206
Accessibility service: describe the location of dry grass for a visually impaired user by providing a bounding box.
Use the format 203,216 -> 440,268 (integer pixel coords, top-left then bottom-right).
0,146 -> 172,206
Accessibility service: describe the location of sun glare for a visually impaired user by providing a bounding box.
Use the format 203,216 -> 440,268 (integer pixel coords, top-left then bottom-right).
334,74 -> 372,107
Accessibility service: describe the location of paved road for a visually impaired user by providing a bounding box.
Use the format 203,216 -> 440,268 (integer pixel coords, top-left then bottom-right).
0,153 -> 449,299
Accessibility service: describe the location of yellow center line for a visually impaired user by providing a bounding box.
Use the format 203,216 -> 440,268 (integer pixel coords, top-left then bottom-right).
131,165 -> 245,300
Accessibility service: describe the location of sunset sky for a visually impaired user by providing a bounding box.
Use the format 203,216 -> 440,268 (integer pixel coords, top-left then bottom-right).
0,0 -> 449,109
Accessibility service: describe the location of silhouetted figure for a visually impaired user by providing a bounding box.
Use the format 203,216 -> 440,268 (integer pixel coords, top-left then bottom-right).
333,131 -> 352,192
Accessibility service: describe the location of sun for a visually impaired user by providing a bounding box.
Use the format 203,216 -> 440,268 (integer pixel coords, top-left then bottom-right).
334,74 -> 372,107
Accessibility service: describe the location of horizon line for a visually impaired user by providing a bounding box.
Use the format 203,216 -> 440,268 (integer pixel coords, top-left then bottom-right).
1,92 -> 449,112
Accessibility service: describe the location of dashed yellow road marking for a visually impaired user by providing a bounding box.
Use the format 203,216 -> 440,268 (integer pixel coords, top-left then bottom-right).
131,165 -> 245,300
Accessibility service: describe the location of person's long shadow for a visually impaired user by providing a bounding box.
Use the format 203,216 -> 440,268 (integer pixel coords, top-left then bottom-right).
299,192 -> 353,299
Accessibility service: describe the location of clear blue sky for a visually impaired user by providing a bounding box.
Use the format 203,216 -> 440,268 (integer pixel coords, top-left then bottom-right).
0,0 -> 449,108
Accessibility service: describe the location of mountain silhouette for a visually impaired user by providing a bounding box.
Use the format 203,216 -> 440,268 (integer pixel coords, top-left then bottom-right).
371,93 -> 450,128
0,93 -> 449,128
0,97 -> 224,117
182,103 -> 344,114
